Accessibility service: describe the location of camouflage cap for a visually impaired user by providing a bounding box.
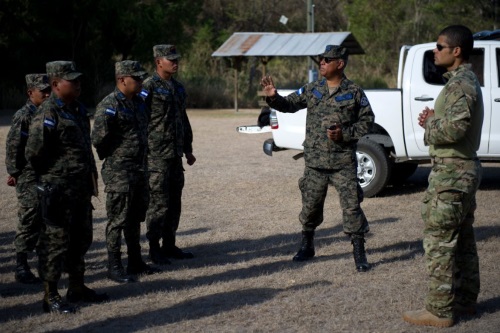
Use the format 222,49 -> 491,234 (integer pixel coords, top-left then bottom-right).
115,60 -> 148,78
318,45 -> 349,60
25,74 -> 50,90
153,44 -> 181,60
46,61 -> 83,80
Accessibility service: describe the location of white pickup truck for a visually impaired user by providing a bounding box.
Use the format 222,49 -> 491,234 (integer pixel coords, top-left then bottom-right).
238,31 -> 500,197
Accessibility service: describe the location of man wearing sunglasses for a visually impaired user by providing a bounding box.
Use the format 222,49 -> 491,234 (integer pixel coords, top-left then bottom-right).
92,60 -> 161,284
261,45 -> 374,272
403,25 -> 483,328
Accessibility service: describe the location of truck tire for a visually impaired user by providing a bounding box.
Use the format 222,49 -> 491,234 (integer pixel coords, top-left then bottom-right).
257,107 -> 271,127
389,162 -> 418,184
356,138 -> 392,197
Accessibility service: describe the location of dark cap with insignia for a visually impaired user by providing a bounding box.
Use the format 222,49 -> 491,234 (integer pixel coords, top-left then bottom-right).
318,45 -> 349,60
115,60 -> 148,79
25,74 -> 50,90
153,44 -> 181,60
46,61 -> 83,80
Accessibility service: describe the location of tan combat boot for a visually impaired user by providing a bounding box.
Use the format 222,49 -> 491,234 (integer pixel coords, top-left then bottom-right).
403,309 -> 453,328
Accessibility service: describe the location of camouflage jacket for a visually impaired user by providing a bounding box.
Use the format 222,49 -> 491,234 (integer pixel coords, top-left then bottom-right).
92,88 -> 148,171
25,93 -> 96,192
5,99 -> 38,182
425,64 -> 484,159
141,72 -> 193,170
267,76 -> 374,169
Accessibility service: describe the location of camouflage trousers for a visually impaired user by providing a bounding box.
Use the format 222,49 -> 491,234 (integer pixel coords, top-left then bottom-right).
104,171 -> 148,255
146,157 -> 184,248
421,158 -> 482,318
37,191 -> 93,283
298,165 -> 369,234
14,179 -> 41,253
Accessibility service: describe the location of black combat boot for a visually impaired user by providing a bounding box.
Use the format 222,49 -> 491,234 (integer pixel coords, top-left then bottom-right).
162,233 -> 194,259
292,230 -> 315,262
127,250 -> 162,276
162,246 -> 194,259
351,236 -> 371,272
15,252 -> 40,284
148,241 -> 171,265
66,274 -> 109,303
107,252 -> 134,283
42,281 -> 76,314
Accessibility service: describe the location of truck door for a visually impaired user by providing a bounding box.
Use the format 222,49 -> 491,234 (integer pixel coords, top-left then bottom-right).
407,45 -> 446,154
488,46 -> 500,154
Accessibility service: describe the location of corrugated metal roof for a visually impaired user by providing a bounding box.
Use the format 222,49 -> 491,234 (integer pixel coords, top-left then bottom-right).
212,32 -> 364,57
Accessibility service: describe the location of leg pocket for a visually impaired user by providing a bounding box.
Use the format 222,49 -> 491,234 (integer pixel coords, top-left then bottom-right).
428,189 -> 465,232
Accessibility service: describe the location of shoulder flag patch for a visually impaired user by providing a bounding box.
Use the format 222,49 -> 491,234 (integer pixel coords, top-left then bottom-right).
105,108 -> 116,116
43,117 -> 56,128
296,87 -> 305,96
139,89 -> 148,99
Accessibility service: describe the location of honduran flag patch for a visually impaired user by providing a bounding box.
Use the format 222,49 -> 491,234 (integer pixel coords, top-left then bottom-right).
43,117 -> 56,128
105,108 -> 116,116
139,89 -> 149,99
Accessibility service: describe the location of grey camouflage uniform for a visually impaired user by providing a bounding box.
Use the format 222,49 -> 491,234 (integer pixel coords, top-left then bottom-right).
92,85 -> 149,258
6,99 -> 42,254
25,91 -> 96,284
421,64 -> 483,318
142,70 -> 193,248
267,75 -> 374,234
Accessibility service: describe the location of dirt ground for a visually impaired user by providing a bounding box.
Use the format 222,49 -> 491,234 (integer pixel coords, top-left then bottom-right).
0,109 -> 499,332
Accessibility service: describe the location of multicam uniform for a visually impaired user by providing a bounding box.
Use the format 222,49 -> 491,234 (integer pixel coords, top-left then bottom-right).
267,75 -> 374,235
25,93 -> 96,285
6,99 -> 41,255
92,87 -> 149,260
421,64 -> 483,318
142,72 -> 193,250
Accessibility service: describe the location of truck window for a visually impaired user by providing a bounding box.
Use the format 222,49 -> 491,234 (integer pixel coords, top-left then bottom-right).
497,48 -> 500,87
469,48 -> 484,87
423,51 -> 446,85
423,48 -> 485,87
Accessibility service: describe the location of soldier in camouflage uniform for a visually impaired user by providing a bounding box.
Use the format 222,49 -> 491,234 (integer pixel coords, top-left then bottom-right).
141,45 -> 196,264
25,61 -> 108,314
92,60 -> 160,283
5,74 -> 50,284
403,26 -> 483,328
261,45 -> 374,272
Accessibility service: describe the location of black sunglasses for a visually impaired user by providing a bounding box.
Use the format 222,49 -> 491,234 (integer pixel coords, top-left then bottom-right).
319,57 -> 338,64
436,44 -> 455,51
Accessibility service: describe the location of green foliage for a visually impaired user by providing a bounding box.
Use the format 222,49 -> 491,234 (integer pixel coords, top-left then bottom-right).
0,0 -> 202,107
0,0 -> 498,108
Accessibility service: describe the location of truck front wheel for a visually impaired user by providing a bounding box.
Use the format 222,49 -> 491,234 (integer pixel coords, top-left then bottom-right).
356,138 -> 392,197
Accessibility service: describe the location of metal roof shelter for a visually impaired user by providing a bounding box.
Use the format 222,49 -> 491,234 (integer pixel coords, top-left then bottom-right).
212,32 -> 365,111
212,32 -> 364,57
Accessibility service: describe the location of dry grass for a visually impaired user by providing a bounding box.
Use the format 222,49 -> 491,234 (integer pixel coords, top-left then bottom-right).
0,109 -> 499,333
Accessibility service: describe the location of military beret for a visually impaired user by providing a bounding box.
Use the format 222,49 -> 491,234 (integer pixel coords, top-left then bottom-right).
25,74 -> 50,90
115,60 -> 148,78
153,44 -> 181,60
46,61 -> 83,80
318,45 -> 349,60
